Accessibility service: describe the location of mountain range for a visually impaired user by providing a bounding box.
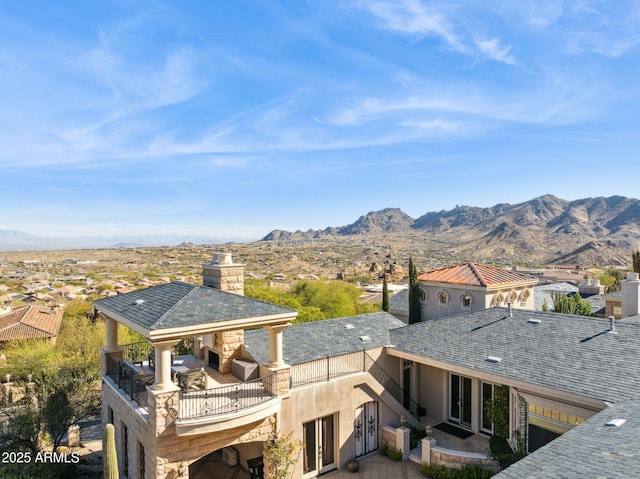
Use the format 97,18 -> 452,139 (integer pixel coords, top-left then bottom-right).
262,195 -> 640,266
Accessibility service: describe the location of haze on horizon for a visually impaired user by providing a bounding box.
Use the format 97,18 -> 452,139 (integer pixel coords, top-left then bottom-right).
2,1 -> 640,240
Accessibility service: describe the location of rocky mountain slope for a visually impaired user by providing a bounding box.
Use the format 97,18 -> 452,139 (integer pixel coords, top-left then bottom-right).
261,195 -> 640,266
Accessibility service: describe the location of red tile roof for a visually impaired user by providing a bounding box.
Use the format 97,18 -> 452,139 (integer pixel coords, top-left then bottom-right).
0,305 -> 63,342
418,262 -> 537,287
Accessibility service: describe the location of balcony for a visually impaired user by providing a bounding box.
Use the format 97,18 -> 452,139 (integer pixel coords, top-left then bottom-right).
104,342 -> 282,434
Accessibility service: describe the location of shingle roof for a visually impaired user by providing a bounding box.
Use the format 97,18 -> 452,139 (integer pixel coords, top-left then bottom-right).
94,281 -> 296,332
0,305 -> 63,342
244,312 -> 405,365
389,307 -> 640,403
418,263 -> 537,288
494,399 -> 640,479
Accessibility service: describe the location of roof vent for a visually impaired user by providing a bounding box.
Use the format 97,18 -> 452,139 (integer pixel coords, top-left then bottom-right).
359,335 -> 371,341
608,316 -> 616,333
527,318 -> 542,324
132,299 -> 145,305
344,324 -> 355,330
605,419 -> 626,427
486,356 -> 502,363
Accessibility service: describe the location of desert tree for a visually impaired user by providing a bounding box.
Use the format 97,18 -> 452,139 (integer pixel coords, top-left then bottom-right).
382,272 -> 390,312
408,257 -> 421,324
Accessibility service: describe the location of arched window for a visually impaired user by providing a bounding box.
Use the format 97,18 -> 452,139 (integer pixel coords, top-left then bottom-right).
506,292 -> 517,304
491,293 -> 504,307
437,291 -> 449,306
460,293 -> 472,309
419,288 -> 427,303
519,289 -> 530,306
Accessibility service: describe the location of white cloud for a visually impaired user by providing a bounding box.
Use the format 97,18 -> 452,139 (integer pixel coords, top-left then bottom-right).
475,38 -> 517,65
356,0 -> 468,53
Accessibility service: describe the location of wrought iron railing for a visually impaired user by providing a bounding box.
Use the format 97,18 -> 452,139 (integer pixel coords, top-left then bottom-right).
179,373 -> 277,420
105,354 -> 153,408
289,351 -> 365,388
363,352 -> 422,418
121,341 -> 152,364
289,350 -> 423,418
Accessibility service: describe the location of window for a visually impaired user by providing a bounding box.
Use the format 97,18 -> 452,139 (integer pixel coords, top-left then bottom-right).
506,292 -> 517,304
437,291 -> 448,306
138,442 -> 145,478
460,293 -> 472,309
122,422 -> 129,477
519,289 -> 530,306
107,407 -> 113,425
419,288 -> 427,302
613,305 -> 622,317
491,293 -> 504,307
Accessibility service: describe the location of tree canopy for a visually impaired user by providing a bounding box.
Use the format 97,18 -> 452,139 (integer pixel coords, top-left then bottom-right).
245,279 -> 379,322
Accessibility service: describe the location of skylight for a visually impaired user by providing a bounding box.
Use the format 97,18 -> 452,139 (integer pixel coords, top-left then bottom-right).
344,324 -> 355,329
605,419 -> 626,427
132,299 -> 145,305
359,335 -> 371,341
486,356 -> 502,363
527,319 -> 541,324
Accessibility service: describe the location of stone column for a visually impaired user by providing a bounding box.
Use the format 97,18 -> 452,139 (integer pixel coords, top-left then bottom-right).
421,437 -> 437,465
266,324 -> 289,368
396,426 -> 410,461
104,316 -> 120,353
151,340 -> 181,391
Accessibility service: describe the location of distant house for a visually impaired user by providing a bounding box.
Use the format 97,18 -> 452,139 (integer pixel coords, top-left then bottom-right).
390,262 -> 538,323
0,304 -> 63,345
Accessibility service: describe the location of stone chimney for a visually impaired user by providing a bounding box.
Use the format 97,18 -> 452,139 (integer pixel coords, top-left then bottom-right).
202,253 -> 245,295
621,272 -> 640,318
200,253 -> 246,373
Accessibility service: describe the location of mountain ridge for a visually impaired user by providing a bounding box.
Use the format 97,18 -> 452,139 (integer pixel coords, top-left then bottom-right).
261,195 -> 640,266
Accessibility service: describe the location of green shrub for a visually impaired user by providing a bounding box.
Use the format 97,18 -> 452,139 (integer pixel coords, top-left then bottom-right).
420,463 -> 494,479
379,440 -> 402,461
410,426 -> 427,449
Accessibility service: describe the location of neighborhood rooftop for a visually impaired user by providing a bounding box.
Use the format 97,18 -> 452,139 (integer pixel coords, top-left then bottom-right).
417,262 -> 538,287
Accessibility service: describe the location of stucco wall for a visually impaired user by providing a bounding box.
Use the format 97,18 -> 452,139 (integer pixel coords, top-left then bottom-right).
280,371 -> 401,477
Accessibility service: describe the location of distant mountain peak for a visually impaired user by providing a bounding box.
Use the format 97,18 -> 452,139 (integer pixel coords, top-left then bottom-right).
260,195 -> 640,266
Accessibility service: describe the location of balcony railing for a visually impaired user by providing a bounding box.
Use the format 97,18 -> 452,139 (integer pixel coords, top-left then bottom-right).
289,350 -> 423,418
179,373 -> 277,420
105,353 -> 153,408
290,351 -> 365,388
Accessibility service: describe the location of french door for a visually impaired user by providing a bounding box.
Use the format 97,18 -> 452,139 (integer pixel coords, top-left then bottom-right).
303,415 -> 336,477
354,401 -> 378,457
450,374 -> 472,428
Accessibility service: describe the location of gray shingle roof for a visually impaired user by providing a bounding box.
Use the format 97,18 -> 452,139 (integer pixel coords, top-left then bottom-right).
244,312 -> 405,365
494,399 -> 640,479
389,307 -> 640,403
94,281 -> 295,332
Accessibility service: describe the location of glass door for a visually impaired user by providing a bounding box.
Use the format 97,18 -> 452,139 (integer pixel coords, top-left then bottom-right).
303,415 -> 336,477
481,382 -> 494,434
449,374 -> 472,428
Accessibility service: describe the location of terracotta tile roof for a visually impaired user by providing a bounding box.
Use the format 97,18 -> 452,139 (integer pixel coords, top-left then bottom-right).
417,262 -> 537,287
0,305 -> 63,342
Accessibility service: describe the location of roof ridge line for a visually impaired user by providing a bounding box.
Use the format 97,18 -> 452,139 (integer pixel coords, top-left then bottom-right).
468,262 -> 487,287
154,282 -> 199,329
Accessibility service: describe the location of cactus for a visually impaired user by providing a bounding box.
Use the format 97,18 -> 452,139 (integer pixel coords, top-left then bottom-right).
103,423 -> 119,479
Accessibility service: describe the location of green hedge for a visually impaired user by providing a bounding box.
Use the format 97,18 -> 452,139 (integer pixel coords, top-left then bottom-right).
420,463 -> 494,479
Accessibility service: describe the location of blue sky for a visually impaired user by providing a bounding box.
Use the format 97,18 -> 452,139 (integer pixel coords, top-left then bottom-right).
2,1 -> 640,241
